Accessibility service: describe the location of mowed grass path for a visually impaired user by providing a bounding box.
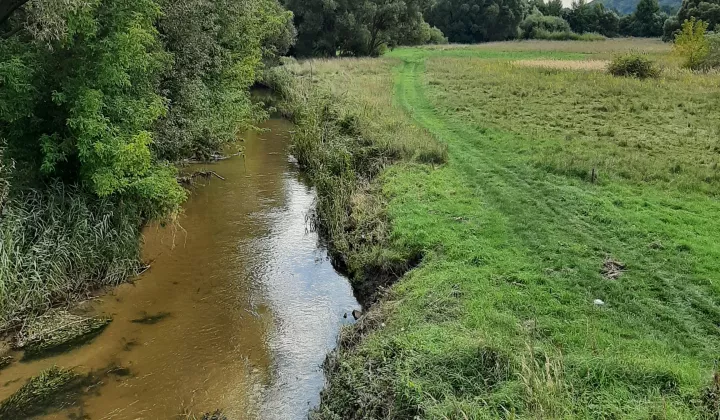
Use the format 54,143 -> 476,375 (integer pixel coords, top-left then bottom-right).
323,45 -> 720,418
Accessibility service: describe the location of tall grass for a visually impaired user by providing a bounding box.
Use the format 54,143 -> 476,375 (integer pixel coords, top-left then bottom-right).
0,184 -> 141,329
533,29 -> 606,41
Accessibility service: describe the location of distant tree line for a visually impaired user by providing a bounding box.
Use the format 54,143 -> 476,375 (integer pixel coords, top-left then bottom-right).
281,0 -> 720,57
282,0 -> 445,57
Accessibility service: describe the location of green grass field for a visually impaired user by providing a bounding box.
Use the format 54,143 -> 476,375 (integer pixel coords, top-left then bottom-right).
277,39 -> 720,419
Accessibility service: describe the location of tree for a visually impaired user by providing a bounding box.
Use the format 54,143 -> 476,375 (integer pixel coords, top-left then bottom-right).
425,0 -> 527,43
155,0 -> 294,160
663,0 -> 720,40
563,0 -> 620,36
520,14 -> 571,38
284,0 -> 430,57
673,17 -> 709,68
0,0 -> 294,219
619,0 -> 667,36
531,0 -> 564,16
0,0 -> 30,26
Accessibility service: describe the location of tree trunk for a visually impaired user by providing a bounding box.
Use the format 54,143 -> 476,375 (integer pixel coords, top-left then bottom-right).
0,0 -> 31,26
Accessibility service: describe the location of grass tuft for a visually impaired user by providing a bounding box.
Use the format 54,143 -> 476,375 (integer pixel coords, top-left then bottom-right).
18,312 -> 112,360
0,366 -> 79,419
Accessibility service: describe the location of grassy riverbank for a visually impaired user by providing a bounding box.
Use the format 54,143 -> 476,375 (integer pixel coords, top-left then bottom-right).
273,39 -> 720,418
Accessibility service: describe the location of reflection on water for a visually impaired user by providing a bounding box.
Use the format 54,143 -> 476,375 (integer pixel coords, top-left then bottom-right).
0,119 -> 360,419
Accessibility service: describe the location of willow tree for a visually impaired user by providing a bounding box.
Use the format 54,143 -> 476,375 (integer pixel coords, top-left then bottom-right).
284,0 -> 430,57
425,0 -> 527,43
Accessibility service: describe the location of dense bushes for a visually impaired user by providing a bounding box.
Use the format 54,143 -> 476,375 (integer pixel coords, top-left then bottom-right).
620,0 -> 668,37
0,0 -> 292,322
520,14 -> 571,38
283,0 -> 432,57
425,0 -> 527,43
563,1 -> 620,37
519,13 -> 605,41
155,0 -> 294,161
608,53 -> 661,77
701,31 -> 720,67
673,17 -> 711,68
663,0 -> 720,40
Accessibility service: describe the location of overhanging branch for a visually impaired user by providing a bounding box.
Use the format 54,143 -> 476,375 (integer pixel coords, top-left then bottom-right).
0,0 -> 32,26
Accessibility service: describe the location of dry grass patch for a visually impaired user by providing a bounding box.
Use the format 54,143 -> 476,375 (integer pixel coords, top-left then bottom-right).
428,38 -> 671,56
514,59 -> 609,70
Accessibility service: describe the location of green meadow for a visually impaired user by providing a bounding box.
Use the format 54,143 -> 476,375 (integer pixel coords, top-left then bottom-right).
274,39 -> 720,419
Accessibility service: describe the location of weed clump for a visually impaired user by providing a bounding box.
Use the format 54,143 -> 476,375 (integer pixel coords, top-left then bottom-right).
0,356 -> 12,371
18,311 -> 112,360
608,53 -> 660,79
0,366 -> 79,418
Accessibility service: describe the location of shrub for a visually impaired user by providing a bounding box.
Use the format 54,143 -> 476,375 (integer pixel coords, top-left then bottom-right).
674,18 -> 710,69
520,14 -> 571,39
425,25 -> 449,45
608,53 -> 661,78
531,28 -> 605,41
699,32 -> 720,68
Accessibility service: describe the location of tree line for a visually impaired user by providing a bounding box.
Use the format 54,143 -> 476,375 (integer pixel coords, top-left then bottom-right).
282,0 -> 720,56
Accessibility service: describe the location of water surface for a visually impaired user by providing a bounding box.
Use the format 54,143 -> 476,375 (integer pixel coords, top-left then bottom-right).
0,119 -> 359,419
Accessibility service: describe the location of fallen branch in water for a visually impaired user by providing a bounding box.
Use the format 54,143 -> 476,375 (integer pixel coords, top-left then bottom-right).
182,151 -> 242,164
177,171 -> 226,185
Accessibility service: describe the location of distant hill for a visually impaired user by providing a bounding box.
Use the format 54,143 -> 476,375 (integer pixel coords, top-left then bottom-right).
588,0 -> 681,15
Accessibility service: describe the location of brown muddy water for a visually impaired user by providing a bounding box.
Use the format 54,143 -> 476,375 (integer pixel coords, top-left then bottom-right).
0,119 -> 360,419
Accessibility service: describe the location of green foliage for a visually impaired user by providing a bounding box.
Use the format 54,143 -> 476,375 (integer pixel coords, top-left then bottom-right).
535,28 -> 607,39
0,0 -> 185,220
673,17 -> 710,68
0,0 -> 294,323
531,0 -> 565,16
591,0 -> 681,15
396,20 -> 448,46
155,0 -> 294,161
283,0 -> 430,57
520,14 -> 572,39
664,0 -> 720,40
699,31 -> 720,67
619,0 -> 668,36
564,0 -> 621,36
425,0 -> 528,43
608,52 -> 661,77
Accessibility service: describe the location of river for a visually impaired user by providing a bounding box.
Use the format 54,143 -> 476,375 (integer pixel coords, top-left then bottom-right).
0,119 -> 360,419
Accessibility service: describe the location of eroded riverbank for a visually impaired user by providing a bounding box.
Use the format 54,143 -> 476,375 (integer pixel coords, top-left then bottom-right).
0,119 -> 360,419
